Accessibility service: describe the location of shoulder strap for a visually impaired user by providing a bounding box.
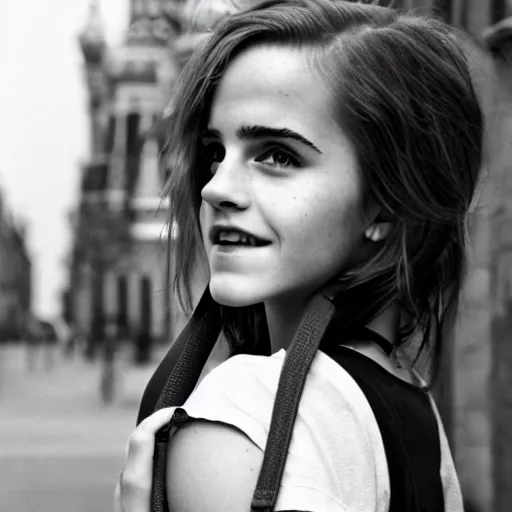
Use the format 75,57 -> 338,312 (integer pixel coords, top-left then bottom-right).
151,288 -> 222,512
137,288 -> 221,425
250,294 -> 335,512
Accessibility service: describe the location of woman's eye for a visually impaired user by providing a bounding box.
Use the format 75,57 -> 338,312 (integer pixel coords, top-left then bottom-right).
202,142 -> 225,165
256,148 -> 300,169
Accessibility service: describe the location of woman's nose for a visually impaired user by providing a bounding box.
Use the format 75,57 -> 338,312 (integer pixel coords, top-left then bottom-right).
201,157 -> 250,211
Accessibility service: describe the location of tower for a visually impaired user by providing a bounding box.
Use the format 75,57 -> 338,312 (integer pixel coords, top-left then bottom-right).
106,0 -> 182,346
68,0 -> 185,353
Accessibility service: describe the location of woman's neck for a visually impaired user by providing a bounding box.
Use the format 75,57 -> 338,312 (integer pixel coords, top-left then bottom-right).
365,301 -> 400,347
264,295 -> 401,354
264,295 -> 309,354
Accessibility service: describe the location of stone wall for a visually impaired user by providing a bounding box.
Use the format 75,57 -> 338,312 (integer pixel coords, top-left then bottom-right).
488,44 -> 512,512
457,19 -> 512,510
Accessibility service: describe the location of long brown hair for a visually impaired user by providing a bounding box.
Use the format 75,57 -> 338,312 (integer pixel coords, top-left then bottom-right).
162,0 -> 484,381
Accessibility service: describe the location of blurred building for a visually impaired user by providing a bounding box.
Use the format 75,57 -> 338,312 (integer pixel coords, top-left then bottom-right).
0,190 -> 32,341
66,0 -> 185,348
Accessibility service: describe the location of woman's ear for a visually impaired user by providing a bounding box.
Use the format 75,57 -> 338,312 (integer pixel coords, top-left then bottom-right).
364,221 -> 393,243
364,202 -> 394,243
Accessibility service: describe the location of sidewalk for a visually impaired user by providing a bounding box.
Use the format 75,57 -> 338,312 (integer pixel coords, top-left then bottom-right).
0,343 -> 167,512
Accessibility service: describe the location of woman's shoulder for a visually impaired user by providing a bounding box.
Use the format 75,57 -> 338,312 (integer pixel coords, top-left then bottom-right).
166,418 -> 263,512
165,349 -> 390,512
185,346 -> 393,425
166,416 -> 351,512
184,347 -> 384,424
180,349 -> 292,450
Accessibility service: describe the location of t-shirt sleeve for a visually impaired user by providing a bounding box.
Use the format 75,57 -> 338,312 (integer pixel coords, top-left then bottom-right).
179,350 -> 390,512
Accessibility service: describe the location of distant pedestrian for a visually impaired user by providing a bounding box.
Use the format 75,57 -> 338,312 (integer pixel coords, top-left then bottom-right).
134,329 -> 151,365
24,313 -> 43,372
39,320 -> 58,372
54,317 -> 73,359
100,319 -> 118,404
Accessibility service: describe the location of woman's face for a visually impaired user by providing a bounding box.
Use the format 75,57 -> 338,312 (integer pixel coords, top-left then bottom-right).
199,45 -> 368,308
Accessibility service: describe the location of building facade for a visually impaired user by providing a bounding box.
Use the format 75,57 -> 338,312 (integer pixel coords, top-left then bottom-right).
0,191 -> 32,341
67,0 -> 185,348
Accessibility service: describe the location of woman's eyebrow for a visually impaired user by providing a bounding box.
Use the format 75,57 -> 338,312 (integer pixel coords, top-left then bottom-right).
202,125 -> 322,154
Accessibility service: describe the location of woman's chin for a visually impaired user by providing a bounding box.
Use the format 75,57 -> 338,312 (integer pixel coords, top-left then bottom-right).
209,281 -> 263,308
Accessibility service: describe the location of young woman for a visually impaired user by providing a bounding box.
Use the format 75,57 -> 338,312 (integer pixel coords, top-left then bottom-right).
115,0 -> 486,510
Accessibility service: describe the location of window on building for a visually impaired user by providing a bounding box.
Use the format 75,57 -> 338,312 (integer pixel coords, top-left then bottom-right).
105,115 -> 116,154
126,112 -> 142,193
126,113 -> 140,155
140,276 -> 152,336
117,275 -> 128,336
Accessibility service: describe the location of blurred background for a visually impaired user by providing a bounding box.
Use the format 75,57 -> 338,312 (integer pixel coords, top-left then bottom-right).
1,0 -> 512,510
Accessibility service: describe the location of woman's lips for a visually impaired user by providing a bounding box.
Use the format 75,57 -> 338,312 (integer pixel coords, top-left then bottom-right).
213,243 -> 271,253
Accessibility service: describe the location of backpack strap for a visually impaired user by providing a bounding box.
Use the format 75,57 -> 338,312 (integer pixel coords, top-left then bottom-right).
151,287 -> 222,512
136,288 -> 221,424
250,294 -> 335,512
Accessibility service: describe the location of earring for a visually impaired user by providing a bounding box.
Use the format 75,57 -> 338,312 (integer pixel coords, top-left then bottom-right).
365,226 -> 381,242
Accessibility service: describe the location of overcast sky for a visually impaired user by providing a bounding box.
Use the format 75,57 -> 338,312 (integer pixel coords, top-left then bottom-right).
0,0 -> 128,319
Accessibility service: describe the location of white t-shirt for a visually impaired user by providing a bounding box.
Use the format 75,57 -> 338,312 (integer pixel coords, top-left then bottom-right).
174,349 -> 464,512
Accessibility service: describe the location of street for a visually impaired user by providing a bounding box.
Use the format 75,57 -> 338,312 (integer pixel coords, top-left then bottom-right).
0,343 -> 162,512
